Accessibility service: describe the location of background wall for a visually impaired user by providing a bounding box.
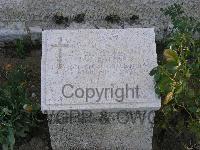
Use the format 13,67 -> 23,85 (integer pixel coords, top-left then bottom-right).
0,0 -> 199,41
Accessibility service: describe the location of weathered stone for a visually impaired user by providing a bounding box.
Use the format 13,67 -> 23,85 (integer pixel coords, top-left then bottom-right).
42,29 -> 160,111
48,109 -> 155,150
42,28 -> 160,149
0,0 -> 199,41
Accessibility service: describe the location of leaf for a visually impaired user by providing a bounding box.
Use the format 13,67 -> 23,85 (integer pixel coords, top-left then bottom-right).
175,81 -> 186,95
155,86 -> 161,96
2,144 -> 8,150
164,62 -> 178,74
175,85 -> 183,94
16,128 -> 28,138
149,67 -> 157,76
2,108 -> 12,115
163,49 -> 179,63
8,127 -> 15,150
189,121 -> 200,139
188,89 -> 195,98
154,73 -> 160,82
186,69 -> 191,78
158,76 -> 173,93
188,107 -> 198,113
163,92 -> 174,105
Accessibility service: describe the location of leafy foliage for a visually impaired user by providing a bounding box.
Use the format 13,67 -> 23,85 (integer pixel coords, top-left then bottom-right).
74,13 -> 85,23
105,14 -> 121,24
151,4 -> 200,148
16,39 -> 25,59
53,13 -> 69,25
0,65 -> 39,150
15,37 -> 32,59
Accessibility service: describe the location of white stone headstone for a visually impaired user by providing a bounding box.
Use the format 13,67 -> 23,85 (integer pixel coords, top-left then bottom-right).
41,28 -> 160,111
42,28 -> 161,149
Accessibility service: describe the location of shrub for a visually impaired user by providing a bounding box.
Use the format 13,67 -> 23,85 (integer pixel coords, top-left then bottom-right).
0,65 -> 39,150
15,37 -> 32,59
151,4 -> 200,148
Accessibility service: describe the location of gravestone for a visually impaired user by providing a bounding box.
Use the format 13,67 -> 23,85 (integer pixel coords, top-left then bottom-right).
42,28 -> 160,149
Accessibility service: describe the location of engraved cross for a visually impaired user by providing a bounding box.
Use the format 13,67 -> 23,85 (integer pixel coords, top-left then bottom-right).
51,37 -> 68,69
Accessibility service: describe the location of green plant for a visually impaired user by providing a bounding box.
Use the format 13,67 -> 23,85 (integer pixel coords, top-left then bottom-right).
53,13 -> 69,25
15,36 -> 33,58
130,15 -> 139,22
74,13 -> 85,23
105,14 -> 121,24
151,4 -> 200,148
53,13 -> 64,24
16,39 -> 25,59
0,65 -> 39,150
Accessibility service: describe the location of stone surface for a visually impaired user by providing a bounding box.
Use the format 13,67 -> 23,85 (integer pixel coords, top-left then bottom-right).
18,137 -> 49,150
0,0 -> 199,41
42,28 -> 160,149
41,28 -> 160,111
48,109 -> 155,150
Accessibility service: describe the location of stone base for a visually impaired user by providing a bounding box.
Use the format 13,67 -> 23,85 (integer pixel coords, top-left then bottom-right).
47,109 -> 155,150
